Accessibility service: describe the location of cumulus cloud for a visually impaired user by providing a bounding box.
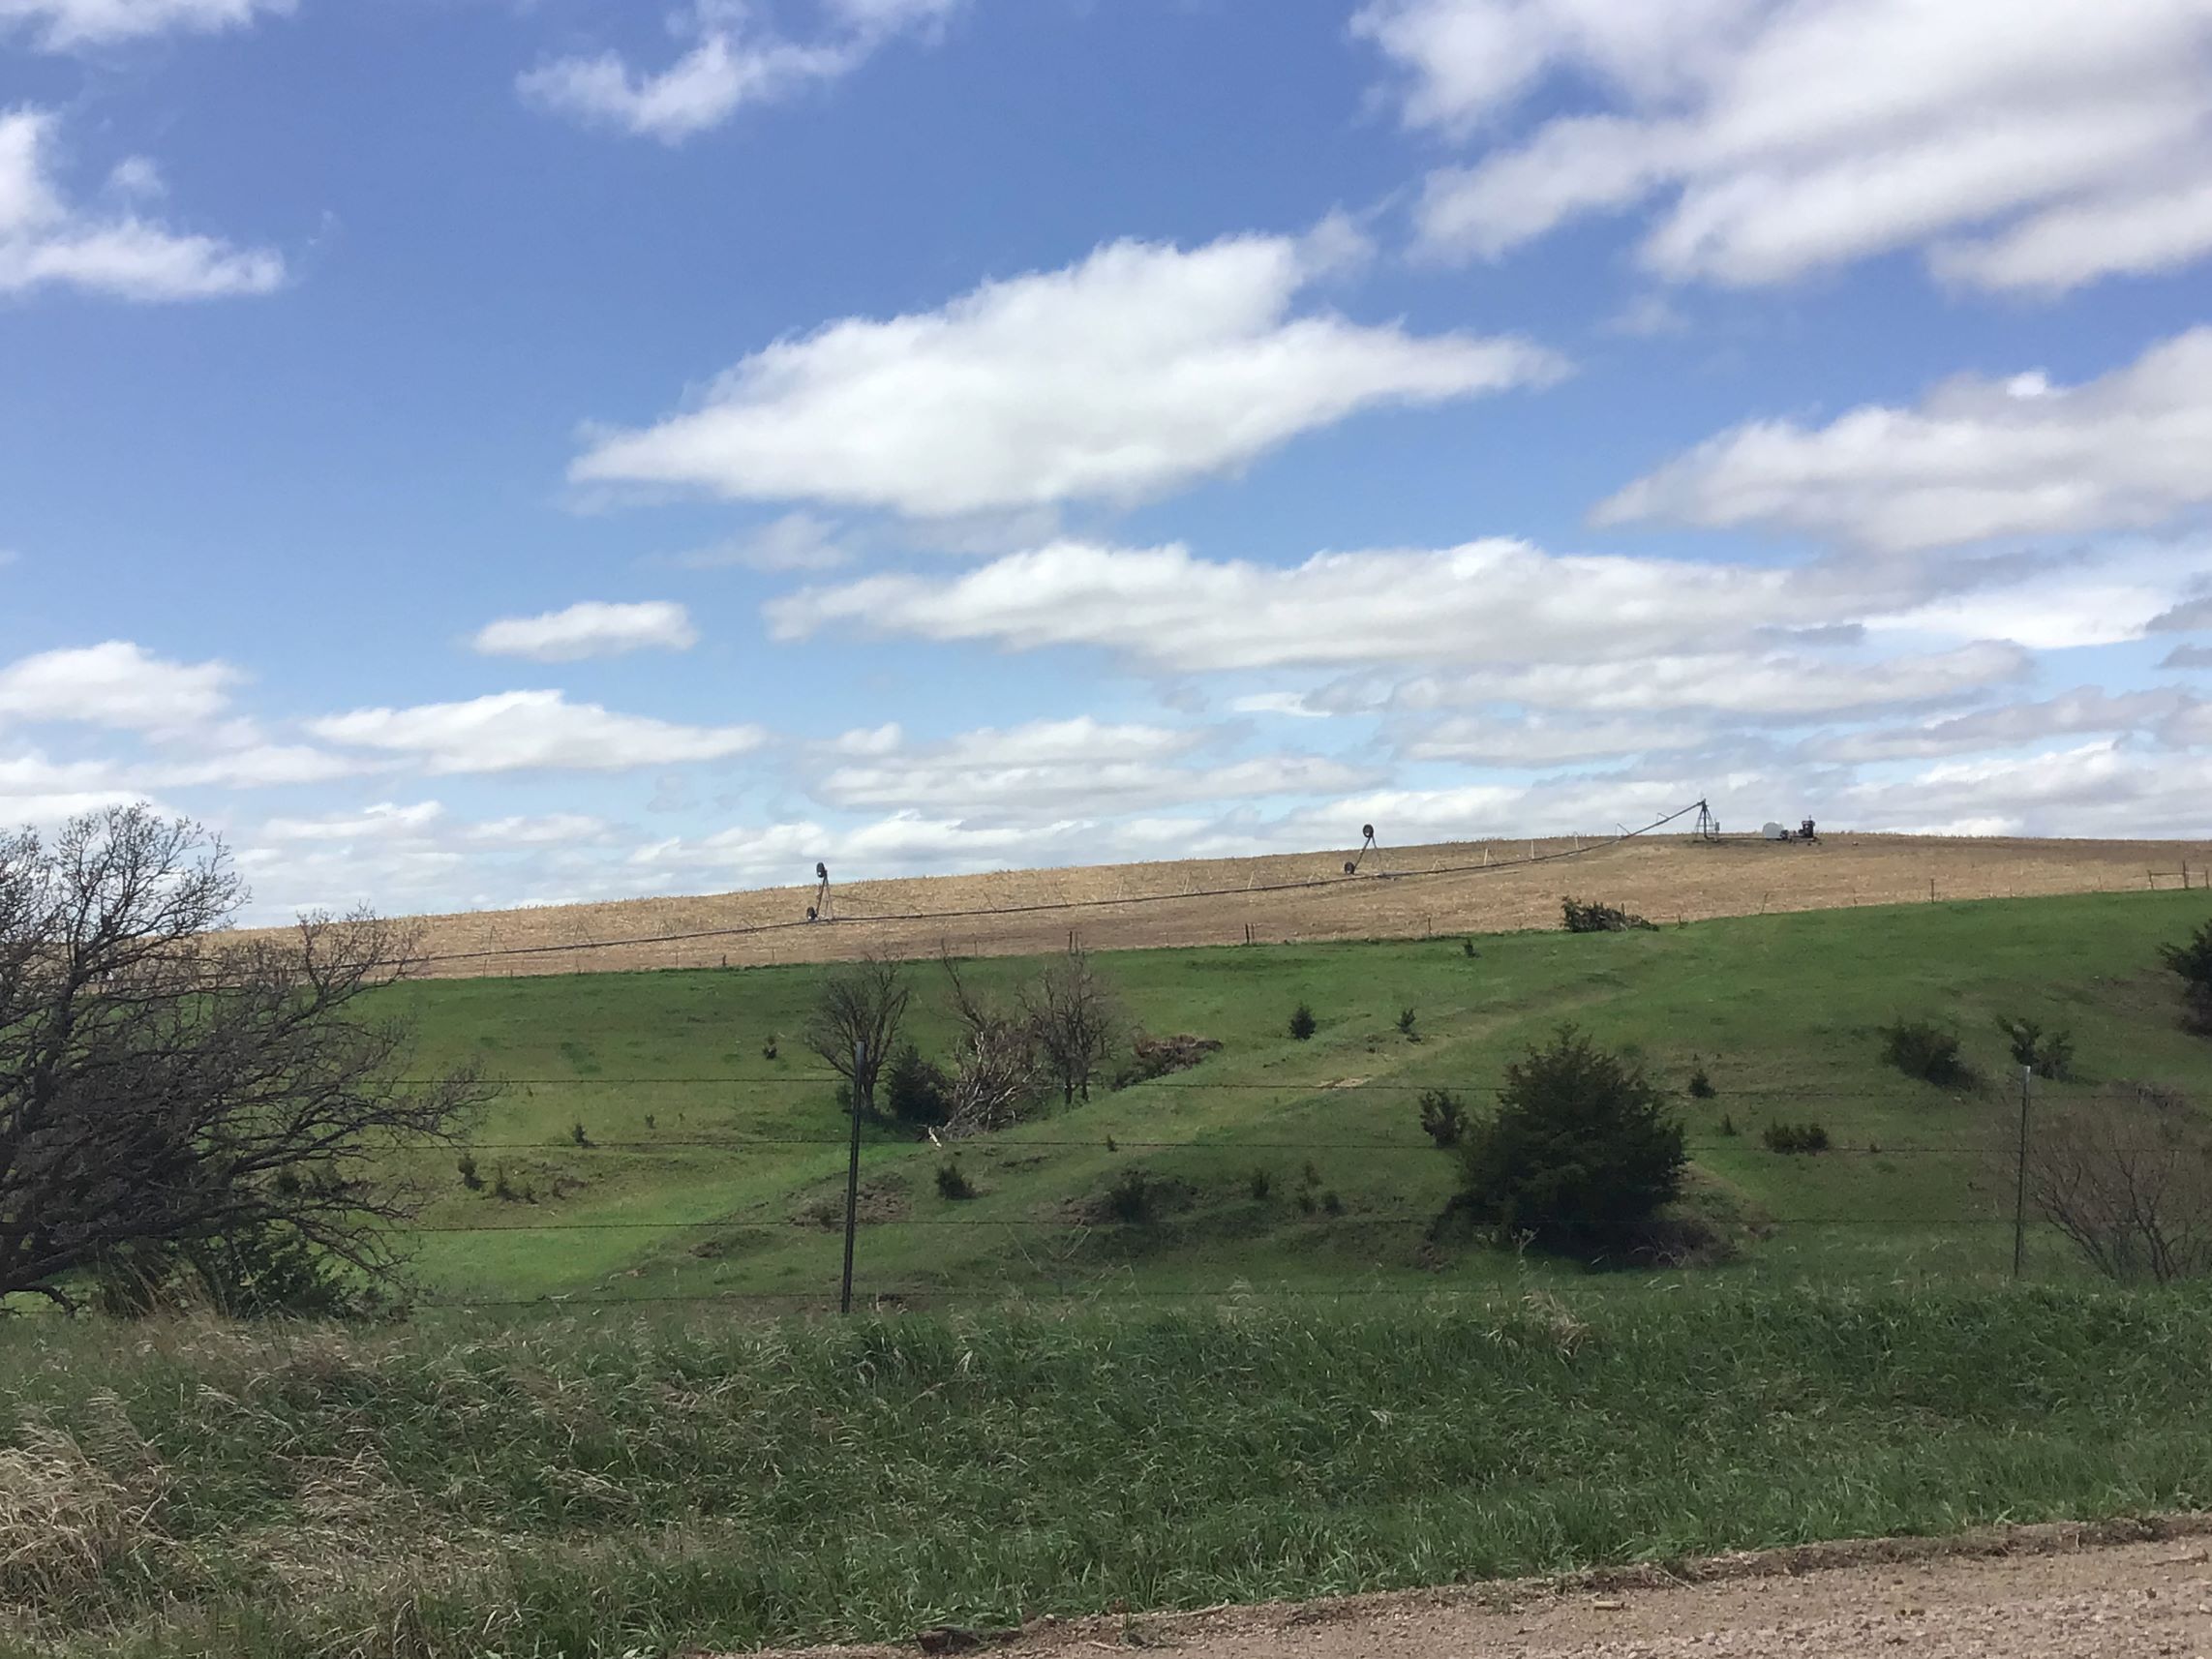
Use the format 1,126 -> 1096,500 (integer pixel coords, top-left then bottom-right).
519,0 -> 958,143
1359,0 -> 2212,292
470,600 -> 698,662
0,0 -> 288,48
1835,740 -> 2212,839
1818,688 -> 2192,763
1379,643 -> 2030,717
1599,330 -> 2212,553
811,716 -> 1372,822
307,690 -> 766,774
671,512 -> 853,572
571,228 -> 1564,517
1398,712 -> 1713,765
0,640 -> 237,731
0,108 -> 284,302
767,536 -> 1891,672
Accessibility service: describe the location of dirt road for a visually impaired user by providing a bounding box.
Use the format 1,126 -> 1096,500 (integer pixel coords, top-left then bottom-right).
751,1523 -> 2212,1659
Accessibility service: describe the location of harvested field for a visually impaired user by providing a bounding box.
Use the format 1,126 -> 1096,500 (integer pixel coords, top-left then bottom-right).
243,831 -> 2212,977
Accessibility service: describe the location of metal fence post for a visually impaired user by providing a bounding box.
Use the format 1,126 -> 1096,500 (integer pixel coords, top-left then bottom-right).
2012,1064 -> 2031,1279
840,1041 -> 866,1315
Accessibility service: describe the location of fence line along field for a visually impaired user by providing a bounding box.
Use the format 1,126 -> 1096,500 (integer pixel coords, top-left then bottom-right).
240,830 -> 2212,977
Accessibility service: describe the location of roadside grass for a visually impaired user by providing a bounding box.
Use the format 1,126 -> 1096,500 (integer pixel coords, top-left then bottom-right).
2,1285 -> 2209,1657
363,889 -> 2212,1305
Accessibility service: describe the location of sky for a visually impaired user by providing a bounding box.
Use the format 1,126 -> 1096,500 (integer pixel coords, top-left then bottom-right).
3,0 -> 2212,923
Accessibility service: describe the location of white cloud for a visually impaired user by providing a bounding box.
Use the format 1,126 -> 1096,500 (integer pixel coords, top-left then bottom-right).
307,690 -> 766,775
1820,688 -> 2190,763
464,813 -> 616,846
571,227 -> 1564,517
810,715 -> 1372,822
1381,643 -> 2030,717
0,0 -> 288,49
767,537 -> 1885,672
672,511 -> 852,572
259,801 -> 447,843
1835,740 -> 2212,839
0,108 -> 283,302
519,0 -> 957,143
1399,712 -> 1712,764
470,600 -> 698,662
0,640 -> 236,731
1229,693 -> 1331,719
1361,0 -> 2212,293
1599,330 -> 2212,553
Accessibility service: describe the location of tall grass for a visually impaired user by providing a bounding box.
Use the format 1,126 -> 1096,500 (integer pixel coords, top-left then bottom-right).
3,1286 -> 2209,1657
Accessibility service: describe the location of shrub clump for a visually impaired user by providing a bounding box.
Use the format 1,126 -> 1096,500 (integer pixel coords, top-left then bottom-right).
1288,1003 -> 1318,1041
933,1160 -> 976,1201
1417,1087 -> 1467,1149
1247,1166 -> 1272,1201
1686,1063 -> 1715,1100
1105,1167 -> 1153,1223
1561,897 -> 1657,934
1995,1015 -> 2076,1080
885,1043 -> 954,1131
2159,920 -> 2212,1033
1882,1017 -> 1972,1087
1762,1120 -> 1831,1155
1449,1025 -> 1686,1260
1111,1032 -> 1223,1089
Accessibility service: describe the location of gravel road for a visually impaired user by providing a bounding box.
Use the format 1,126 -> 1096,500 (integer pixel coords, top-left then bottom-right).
750,1524 -> 2212,1659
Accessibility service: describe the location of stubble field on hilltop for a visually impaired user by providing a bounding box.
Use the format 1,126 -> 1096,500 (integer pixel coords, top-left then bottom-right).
269,830 -> 2212,976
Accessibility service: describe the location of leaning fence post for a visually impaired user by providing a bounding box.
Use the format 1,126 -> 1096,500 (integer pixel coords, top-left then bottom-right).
840,1041 -> 867,1315
2012,1064 -> 2032,1280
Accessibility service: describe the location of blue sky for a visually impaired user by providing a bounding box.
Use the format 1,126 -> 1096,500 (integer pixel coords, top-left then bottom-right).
3,0 -> 2210,921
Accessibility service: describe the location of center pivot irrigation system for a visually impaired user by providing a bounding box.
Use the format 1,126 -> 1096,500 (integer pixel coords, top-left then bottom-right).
409,798 -> 1722,972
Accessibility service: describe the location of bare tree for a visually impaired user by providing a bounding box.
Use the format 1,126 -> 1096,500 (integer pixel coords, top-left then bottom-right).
804,954 -> 910,1112
1023,950 -> 1125,1106
2022,1084 -> 2212,1284
939,951 -> 1041,1135
0,805 -> 493,1314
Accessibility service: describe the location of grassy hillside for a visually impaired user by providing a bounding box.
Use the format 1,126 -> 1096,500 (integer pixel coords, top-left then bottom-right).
5,1288 -> 2209,1657
380,888 -> 2212,1306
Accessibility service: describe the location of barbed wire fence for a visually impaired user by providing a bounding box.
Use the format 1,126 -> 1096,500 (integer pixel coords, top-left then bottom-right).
405,1066 -> 2085,1315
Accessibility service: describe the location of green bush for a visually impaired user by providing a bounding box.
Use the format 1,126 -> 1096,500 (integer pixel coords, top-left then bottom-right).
570,1122 -> 591,1148
1881,1017 -> 1972,1086
1995,1015 -> 2076,1080
1450,1025 -> 1686,1259
1762,1121 -> 1831,1155
1687,1064 -> 1715,1100
1397,1008 -> 1418,1037
934,1160 -> 976,1201
1106,1167 -> 1153,1223
1417,1087 -> 1467,1149
457,1152 -> 483,1191
885,1043 -> 954,1130
1247,1167 -> 1272,1201
1288,1003 -> 1317,1041
2158,921 -> 2212,1032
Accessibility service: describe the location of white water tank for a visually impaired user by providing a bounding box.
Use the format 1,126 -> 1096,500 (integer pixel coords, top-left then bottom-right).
1761,821 -> 1788,840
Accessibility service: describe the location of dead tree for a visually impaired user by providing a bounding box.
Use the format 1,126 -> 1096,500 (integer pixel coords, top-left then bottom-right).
1023,950 -> 1125,1105
2022,1083 -> 2212,1284
803,954 -> 910,1112
939,951 -> 1041,1135
0,805 -> 492,1314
